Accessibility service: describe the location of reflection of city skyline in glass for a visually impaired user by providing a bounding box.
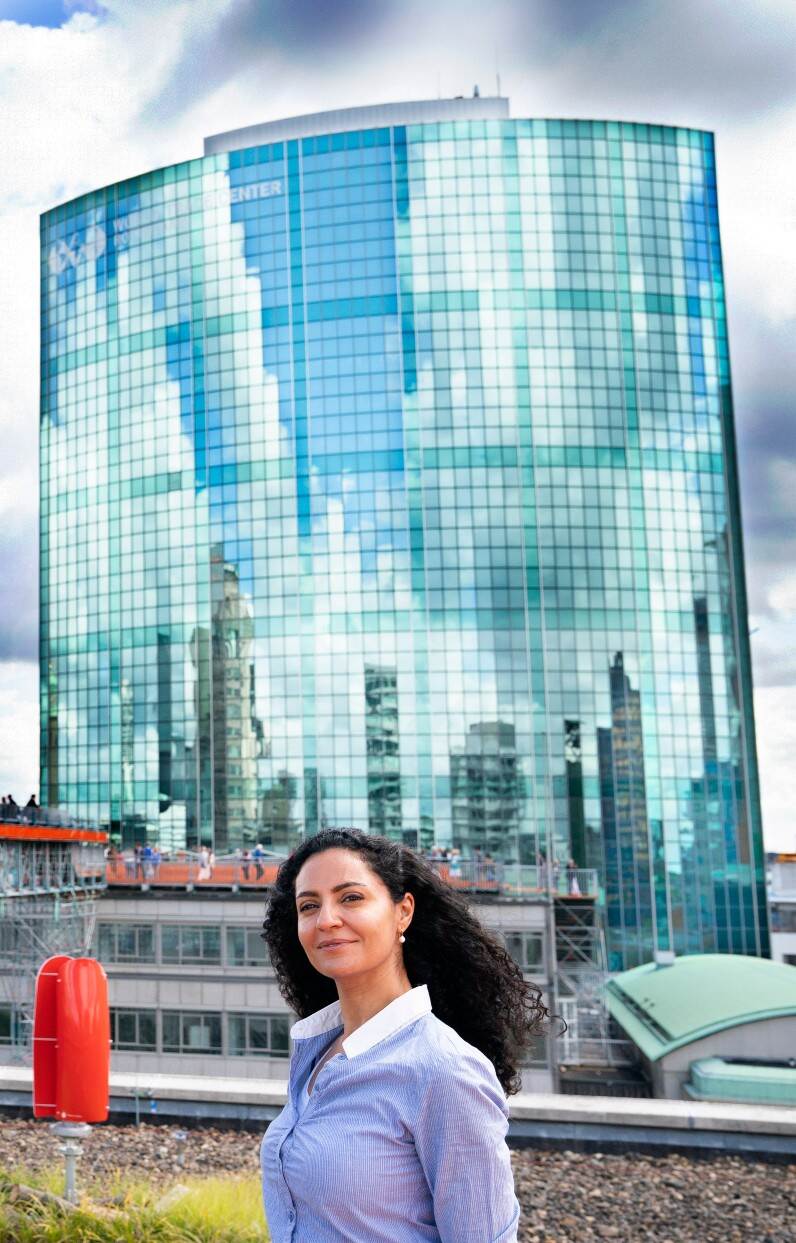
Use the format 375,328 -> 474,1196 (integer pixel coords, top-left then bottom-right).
39,101 -> 767,967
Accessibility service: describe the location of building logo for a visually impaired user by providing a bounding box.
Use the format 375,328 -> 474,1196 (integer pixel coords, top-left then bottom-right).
204,179 -> 284,210
48,220 -> 106,275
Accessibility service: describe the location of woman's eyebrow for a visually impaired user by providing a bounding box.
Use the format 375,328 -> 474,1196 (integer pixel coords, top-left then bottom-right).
296,880 -> 371,900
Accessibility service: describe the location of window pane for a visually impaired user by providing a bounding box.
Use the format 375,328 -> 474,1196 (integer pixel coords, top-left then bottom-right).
505,933 -> 523,966
181,928 -> 201,961
161,927 -> 179,962
205,1015 -> 222,1052
524,1033 -> 548,1067
248,1016 -> 270,1053
524,934 -> 544,969
138,1012 -> 157,1050
0,1009 -> 11,1044
117,1012 -> 136,1046
202,928 -> 220,961
226,928 -> 245,966
116,927 -> 136,958
504,931 -> 543,971
271,1015 -> 290,1055
246,929 -> 268,965
183,1015 -> 208,1049
138,927 -> 155,961
162,1012 -> 180,1050
97,924 -> 114,961
228,1013 -> 246,1053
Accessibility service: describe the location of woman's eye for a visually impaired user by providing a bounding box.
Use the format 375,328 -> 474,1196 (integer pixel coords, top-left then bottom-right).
298,893 -> 362,912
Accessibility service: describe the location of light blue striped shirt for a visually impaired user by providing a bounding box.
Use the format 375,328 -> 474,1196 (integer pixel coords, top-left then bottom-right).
261,984 -> 520,1242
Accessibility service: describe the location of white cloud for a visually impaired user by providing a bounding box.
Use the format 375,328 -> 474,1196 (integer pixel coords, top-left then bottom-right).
754,685 -> 796,854
0,661 -> 38,801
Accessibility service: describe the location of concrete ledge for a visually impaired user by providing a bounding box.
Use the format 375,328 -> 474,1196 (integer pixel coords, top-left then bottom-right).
1,1068 -> 794,1147
510,1091 -> 796,1137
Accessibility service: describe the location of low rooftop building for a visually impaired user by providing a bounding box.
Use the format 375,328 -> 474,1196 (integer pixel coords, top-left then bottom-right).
606,954 -> 796,1099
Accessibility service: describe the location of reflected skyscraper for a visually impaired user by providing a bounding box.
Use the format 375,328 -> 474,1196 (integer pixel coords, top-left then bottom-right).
191,550 -> 264,850
365,665 -> 402,839
39,97 -> 768,966
451,722 -> 524,859
597,654 -> 654,968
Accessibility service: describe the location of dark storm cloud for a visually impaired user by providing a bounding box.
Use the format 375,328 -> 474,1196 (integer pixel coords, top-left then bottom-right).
523,0 -> 653,42
0,518 -> 38,662
505,0 -> 796,122
732,313 -> 796,563
143,0 -> 397,124
137,0 -> 796,131
728,307 -> 796,691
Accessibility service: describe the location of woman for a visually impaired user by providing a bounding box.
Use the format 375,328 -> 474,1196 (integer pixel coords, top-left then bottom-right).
261,828 -> 548,1241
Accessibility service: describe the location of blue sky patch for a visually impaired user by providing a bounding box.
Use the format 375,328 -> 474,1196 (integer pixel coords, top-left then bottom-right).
0,0 -> 104,28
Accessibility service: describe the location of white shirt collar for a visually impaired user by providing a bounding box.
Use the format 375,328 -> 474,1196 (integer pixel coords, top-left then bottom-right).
290,985 -> 432,1059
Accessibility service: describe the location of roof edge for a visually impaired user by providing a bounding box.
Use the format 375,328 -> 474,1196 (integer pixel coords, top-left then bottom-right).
607,986 -> 796,1062
204,96 -> 510,156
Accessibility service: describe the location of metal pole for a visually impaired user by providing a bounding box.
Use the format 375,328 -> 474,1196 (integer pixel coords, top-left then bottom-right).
50,1122 -> 91,1204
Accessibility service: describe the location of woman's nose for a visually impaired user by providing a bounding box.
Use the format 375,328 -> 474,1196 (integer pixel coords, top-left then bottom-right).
316,902 -> 343,928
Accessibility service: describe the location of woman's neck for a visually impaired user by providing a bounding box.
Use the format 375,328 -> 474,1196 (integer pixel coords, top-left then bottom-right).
336,961 -> 413,1039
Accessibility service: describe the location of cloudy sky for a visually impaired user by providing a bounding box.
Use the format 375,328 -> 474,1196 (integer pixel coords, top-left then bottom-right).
0,0 -> 793,850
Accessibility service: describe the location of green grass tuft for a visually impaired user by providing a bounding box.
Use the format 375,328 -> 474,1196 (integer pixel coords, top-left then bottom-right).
0,1169 -> 268,1242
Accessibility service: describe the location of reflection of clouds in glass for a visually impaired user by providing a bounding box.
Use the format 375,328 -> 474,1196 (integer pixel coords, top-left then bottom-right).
202,168 -> 287,464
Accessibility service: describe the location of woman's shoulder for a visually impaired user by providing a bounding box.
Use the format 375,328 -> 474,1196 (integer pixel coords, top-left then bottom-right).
402,1012 -> 503,1089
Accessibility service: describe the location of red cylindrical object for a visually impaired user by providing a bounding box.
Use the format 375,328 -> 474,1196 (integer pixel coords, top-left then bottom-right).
33,955 -> 70,1118
33,956 -> 110,1124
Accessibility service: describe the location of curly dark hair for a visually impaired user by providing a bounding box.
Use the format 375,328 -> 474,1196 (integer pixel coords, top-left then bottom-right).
262,828 -> 551,1095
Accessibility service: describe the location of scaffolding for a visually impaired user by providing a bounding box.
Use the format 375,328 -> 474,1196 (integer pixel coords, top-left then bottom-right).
553,892 -> 635,1071
0,819 -> 107,1055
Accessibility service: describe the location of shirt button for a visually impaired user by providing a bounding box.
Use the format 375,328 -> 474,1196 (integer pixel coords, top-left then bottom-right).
288,1209 -> 295,1222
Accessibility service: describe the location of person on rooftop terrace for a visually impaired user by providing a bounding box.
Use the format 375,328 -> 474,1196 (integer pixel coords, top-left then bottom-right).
260,827 -> 548,1242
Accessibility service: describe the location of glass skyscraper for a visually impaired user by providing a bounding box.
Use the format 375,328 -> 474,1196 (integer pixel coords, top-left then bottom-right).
39,98 -> 768,968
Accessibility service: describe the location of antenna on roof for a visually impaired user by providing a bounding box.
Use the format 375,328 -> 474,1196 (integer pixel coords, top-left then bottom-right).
495,46 -> 502,97
473,84 -> 480,97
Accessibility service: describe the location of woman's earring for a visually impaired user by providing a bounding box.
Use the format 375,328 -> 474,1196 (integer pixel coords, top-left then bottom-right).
399,932 -> 406,944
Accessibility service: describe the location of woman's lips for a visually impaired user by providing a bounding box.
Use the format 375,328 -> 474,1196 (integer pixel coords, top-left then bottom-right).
317,940 -> 356,949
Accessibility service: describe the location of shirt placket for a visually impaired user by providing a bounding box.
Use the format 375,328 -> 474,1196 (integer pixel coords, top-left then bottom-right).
279,1033 -> 344,1236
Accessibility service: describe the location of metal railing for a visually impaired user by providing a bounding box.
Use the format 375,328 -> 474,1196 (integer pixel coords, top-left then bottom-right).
557,1035 -> 637,1068
0,805 -> 99,830
1,840 -> 106,896
105,852 -> 281,890
426,861 -> 598,899
104,854 -> 598,898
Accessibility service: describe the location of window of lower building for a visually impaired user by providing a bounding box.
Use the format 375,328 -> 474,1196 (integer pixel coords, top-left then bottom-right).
228,1012 -> 290,1057
226,926 -> 269,967
161,925 -> 221,964
111,1007 -> 157,1051
504,931 -> 545,972
97,922 -> 155,963
0,1006 -> 25,1046
521,1033 -> 549,1068
162,1010 -> 222,1054
772,907 -> 796,933
784,954 -> 796,967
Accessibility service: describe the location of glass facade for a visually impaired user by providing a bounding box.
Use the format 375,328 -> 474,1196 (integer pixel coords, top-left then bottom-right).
40,105 -> 768,968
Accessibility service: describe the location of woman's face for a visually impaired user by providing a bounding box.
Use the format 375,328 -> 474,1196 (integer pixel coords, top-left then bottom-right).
295,848 -> 413,983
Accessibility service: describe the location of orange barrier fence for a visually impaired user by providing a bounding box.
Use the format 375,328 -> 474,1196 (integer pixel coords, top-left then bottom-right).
105,857 -> 280,889
103,856 -> 596,897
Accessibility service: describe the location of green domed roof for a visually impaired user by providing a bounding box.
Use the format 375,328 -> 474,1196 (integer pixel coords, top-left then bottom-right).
606,954 -> 796,1061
